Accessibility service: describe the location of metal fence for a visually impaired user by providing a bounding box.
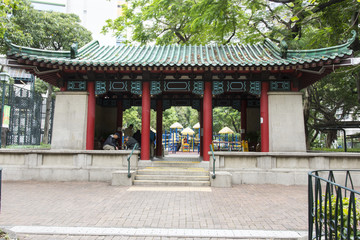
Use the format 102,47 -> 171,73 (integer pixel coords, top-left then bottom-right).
308,170 -> 360,240
0,83 -> 54,146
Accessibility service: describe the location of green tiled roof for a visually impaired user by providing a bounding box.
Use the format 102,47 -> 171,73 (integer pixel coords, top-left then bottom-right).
7,31 -> 355,68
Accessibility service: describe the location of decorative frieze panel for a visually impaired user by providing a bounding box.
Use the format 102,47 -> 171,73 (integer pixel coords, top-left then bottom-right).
67,81 -> 86,91
212,81 -> 224,95
270,81 -> 290,91
164,81 -> 190,92
192,81 -> 204,95
95,81 -> 106,95
92,79 -> 267,97
109,81 -> 127,91
95,80 -> 128,95
227,81 -> 246,92
151,81 -> 162,95
131,81 -> 142,95
249,81 -> 261,95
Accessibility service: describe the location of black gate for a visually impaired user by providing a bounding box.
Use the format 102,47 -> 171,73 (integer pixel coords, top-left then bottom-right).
0,84 -> 54,146
308,170 -> 360,240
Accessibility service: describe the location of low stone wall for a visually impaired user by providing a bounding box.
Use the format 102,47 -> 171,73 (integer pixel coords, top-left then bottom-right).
210,152 -> 360,185
0,149 -> 140,182
1,150 -> 359,185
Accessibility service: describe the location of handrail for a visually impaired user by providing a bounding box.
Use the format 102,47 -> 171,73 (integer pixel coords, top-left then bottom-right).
308,170 -> 360,240
210,144 -> 216,179
127,143 -> 138,178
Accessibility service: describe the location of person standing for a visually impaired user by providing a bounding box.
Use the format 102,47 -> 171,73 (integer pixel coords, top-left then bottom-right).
124,124 -> 134,137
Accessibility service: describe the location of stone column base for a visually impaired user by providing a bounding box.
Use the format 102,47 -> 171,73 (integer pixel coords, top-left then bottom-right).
111,170 -> 135,186
210,171 -> 232,188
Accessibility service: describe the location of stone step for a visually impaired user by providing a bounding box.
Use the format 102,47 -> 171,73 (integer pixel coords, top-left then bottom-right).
135,174 -> 210,181
149,161 -> 206,168
133,180 -> 211,186
137,167 -> 209,176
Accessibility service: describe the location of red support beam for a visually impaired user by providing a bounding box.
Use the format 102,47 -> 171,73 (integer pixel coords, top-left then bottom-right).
241,99 -> 247,141
156,99 -> 163,157
202,81 -> 212,161
260,82 -> 269,152
117,101 -> 123,149
141,81 -> 150,160
199,101 -> 203,157
86,81 -> 95,150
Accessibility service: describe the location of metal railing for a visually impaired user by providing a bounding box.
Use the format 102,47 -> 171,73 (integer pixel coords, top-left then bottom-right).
308,170 -> 360,240
210,144 -> 216,179
127,143 -> 138,178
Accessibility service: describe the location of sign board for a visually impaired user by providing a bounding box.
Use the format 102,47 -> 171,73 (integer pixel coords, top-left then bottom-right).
2,105 -> 10,128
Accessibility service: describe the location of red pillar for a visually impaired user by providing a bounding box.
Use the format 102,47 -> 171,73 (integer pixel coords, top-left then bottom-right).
199,100 -> 203,157
260,82 -> 269,152
60,82 -> 67,91
86,81 -> 95,150
156,99 -> 163,157
117,101 -> 123,149
241,99 -> 247,140
141,81 -> 150,160
202,81 -> 212,161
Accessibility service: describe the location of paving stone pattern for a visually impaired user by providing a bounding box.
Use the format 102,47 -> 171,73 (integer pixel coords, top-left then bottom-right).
0,181 -> 308,239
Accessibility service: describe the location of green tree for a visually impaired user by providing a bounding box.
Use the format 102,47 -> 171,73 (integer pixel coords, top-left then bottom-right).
1,0 -> 93,144
1,0 -> 92,52
213,107 -> 241,134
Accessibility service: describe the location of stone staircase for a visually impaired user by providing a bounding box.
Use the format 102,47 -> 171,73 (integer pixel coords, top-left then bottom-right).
134,156 -> 210,186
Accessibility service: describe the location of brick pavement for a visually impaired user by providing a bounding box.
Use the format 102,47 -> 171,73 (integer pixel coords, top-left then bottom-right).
0,181 -> 308,239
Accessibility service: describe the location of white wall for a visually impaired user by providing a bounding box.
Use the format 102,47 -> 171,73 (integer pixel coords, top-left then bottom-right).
268,92 -> 306,152
51,92 -> 88,150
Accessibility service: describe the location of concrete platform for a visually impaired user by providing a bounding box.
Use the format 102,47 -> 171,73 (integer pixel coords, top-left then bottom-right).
0,181 -> 309,239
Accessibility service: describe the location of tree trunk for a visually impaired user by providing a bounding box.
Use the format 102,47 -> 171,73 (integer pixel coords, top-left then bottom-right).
303,87 -> 311,149
325,130 -> 337,148
42,83 -> 53,144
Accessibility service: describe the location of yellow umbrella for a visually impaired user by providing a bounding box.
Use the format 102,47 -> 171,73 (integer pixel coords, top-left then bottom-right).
219,127 -> 234,134
170,122 -> 184,129
193,122 -> 200,129
181,127 -> 195,135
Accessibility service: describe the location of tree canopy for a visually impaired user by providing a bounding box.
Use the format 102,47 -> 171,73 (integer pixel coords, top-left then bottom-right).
104,0 -> 360,148
0,0 -> 92,53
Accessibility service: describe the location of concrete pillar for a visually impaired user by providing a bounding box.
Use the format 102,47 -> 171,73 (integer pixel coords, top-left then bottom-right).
260,82 -> 269,152
141,81 -> 150,160
86,81 -> 95,150
268,92 -> 306,152
52,92 -> 88,150
203,81 -> 212,161
156,99 -> 163,157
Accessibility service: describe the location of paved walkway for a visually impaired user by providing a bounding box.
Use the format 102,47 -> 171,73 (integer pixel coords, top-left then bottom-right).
0,181 -> 308,239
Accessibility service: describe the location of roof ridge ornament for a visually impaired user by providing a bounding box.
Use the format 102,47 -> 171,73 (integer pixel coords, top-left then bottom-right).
347,30 -> 357,48
280,40 -> 288,59
71,42 -> 78,59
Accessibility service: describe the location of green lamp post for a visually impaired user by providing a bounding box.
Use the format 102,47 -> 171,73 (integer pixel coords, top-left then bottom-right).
0,72 -> 10,148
